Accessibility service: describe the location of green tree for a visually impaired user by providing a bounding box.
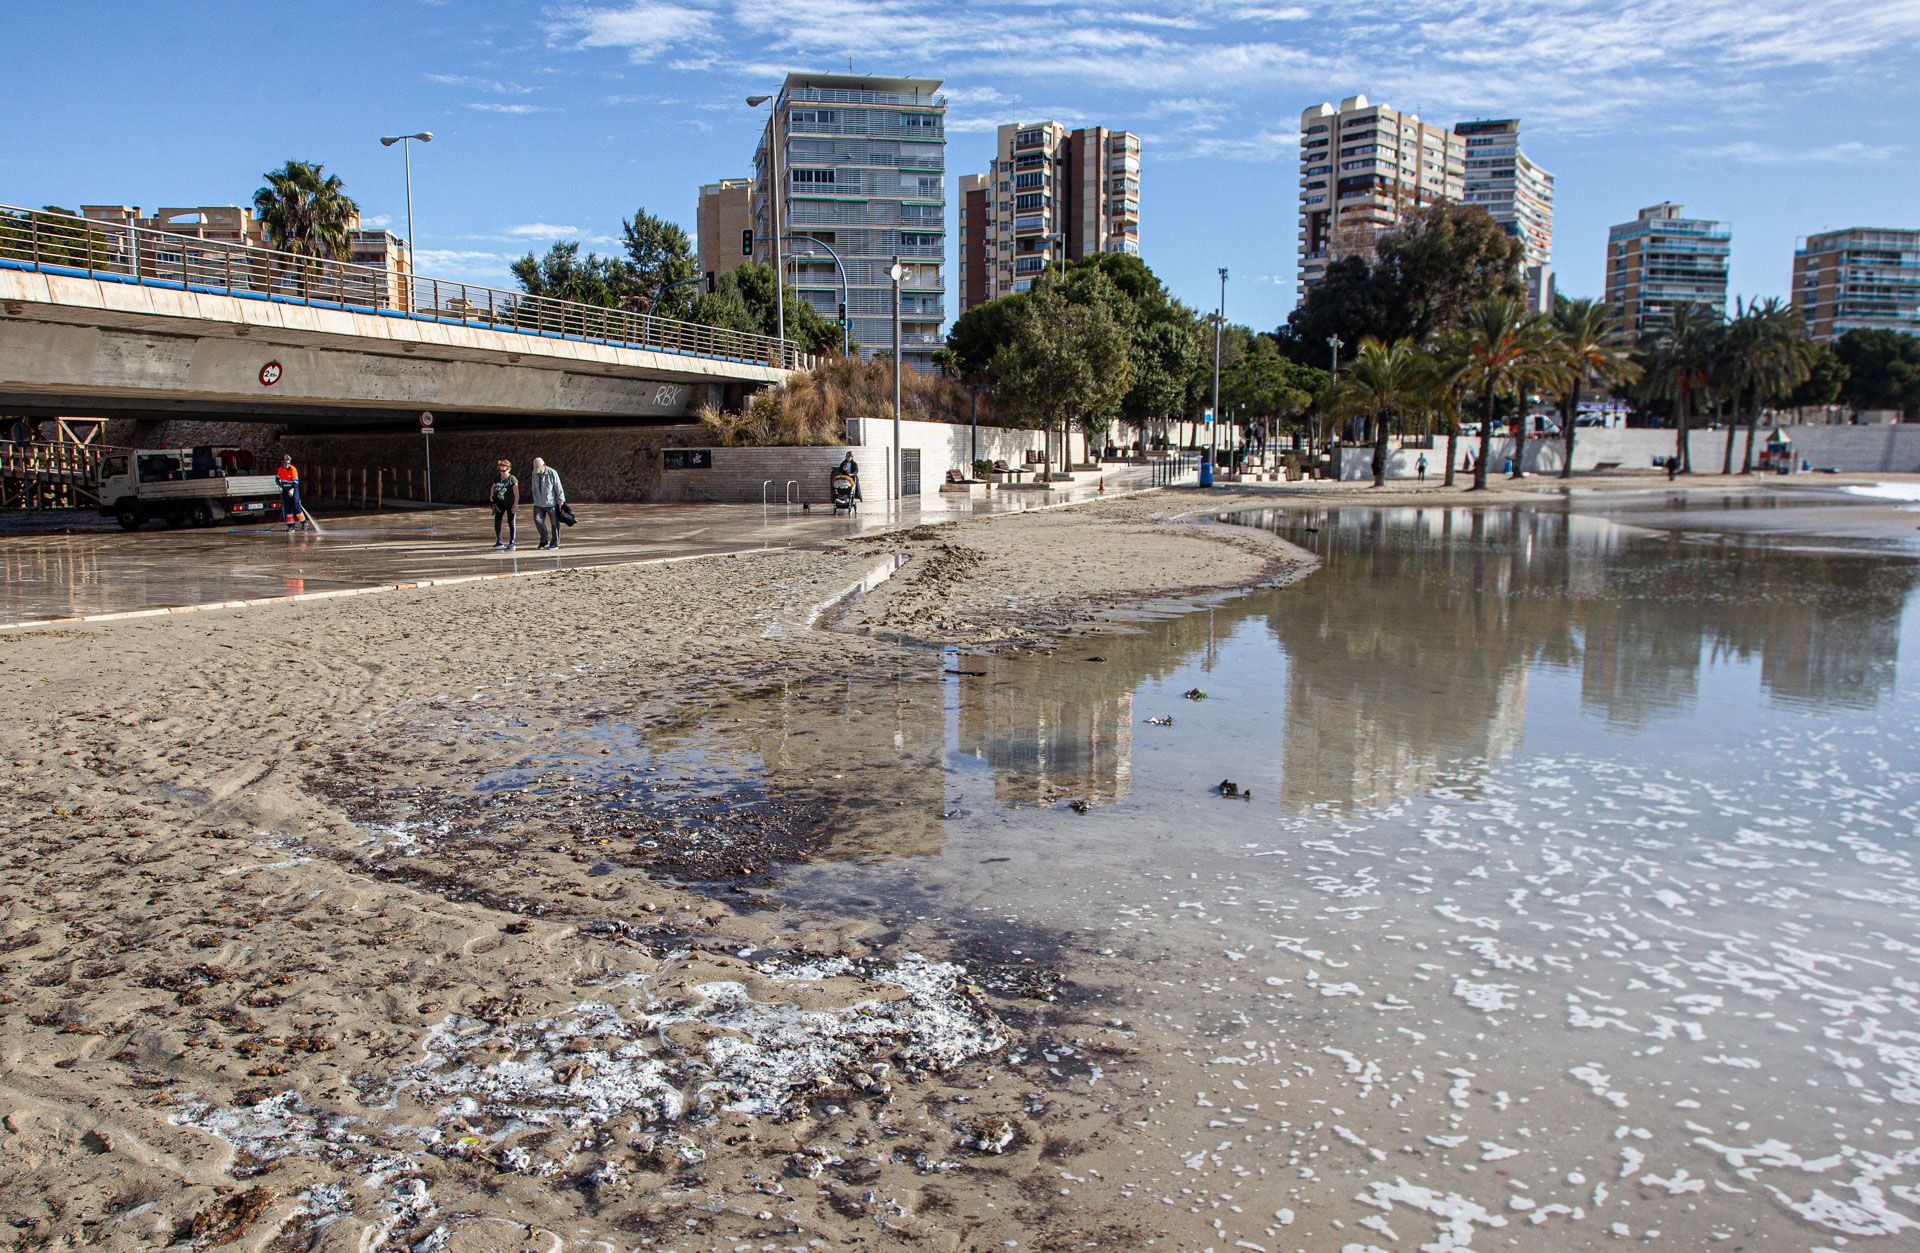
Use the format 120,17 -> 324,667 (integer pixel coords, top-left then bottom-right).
991,283 -> 1133,471
689,263 -> 842,355
1550,297 -> 1638,479
1786,342 -> 1848,417
1834,328 -> 1920,419
510,241 -> 635,307
622,207 -> 700,319
252,161 -> 358,261
1334,337 -> 1428,487
1281,203 -> 1524,362
1226,334 -> 1320,455
1457,298 -> 1561,489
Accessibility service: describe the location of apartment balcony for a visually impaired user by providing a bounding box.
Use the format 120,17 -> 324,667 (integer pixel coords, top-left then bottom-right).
789,85 -> 945,108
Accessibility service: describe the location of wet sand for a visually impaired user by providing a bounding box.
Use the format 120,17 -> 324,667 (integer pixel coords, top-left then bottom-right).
0,490 -> 1312,1251
3,474 -> 1914,1251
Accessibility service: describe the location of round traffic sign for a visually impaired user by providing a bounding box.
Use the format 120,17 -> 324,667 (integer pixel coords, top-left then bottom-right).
419,411 -> 435,430
259,361 -> 283,387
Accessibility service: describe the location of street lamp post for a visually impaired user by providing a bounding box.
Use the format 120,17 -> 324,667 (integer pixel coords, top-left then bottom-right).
379,131 -> 432,303
1044,231 -> 1069,474
1209,267 -> 1227,487
746,95 -> 786,354
1326,333 -> 1345,454
889,258 -> 907,502
780,234 -> 849,357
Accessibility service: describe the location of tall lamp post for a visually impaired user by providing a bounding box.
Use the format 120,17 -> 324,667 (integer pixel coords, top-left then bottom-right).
745,94 -> 786,352
1326,333 -> 1345,453
379,131 -> 432,304
1208,267 -> 1227,486
889,258 -> 907,502
781,234 -> 849,357
1043,231 -> 1070,474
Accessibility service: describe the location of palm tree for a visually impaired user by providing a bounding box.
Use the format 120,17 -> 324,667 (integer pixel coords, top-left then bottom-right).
1643,303 -> 1722,474
1551,298 -> 1638,479
1730,299 -> 1813,473
1336,338 -> 1427,487
1457,298 -> 1559,490
1425,328 -> 1473,487
252,160 -> 357,262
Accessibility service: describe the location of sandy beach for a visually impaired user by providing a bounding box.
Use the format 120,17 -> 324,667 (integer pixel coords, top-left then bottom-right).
2,470 -> 1913,1251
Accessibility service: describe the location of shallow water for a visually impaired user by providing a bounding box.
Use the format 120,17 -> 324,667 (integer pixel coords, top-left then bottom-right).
705,503 -> 1914,1249
519,501 -> 1920,1248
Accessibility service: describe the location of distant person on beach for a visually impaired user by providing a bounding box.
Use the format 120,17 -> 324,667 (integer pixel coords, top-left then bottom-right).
1416,454 -> 1428,482
1463,449 -> 1475,475
490,459 -> 519,550
276,455 -> 307,531
836,452 -> 863,500
1666,455 -> 1679,481
530,457 -> 566,550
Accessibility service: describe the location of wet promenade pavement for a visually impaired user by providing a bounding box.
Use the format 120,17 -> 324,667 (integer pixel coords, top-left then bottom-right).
0,476 -> 1142,628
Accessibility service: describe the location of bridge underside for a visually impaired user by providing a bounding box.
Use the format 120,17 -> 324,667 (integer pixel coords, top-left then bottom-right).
0,269 -> 787,432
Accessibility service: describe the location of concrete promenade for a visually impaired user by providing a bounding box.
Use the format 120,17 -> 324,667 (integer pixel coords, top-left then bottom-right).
0,477 -> 1141,629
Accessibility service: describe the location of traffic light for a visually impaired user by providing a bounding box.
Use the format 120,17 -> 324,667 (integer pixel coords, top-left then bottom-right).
837,303 -> 848,327
741,228 -> 753,256
704,271 -> 716,294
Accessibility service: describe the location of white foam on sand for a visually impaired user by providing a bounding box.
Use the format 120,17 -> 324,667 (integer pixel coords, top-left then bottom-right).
1842,483 -> 1920,504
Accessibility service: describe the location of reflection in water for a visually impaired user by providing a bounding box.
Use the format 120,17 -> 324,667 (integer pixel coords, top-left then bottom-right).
762,503 -> 1920,1251
607,503 -> 1916,855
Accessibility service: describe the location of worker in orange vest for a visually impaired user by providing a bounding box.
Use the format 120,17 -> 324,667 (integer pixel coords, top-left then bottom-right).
276,455 -> 307,530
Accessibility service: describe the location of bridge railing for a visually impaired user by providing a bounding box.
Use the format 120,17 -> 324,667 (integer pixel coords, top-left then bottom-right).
0,204 -> 814,373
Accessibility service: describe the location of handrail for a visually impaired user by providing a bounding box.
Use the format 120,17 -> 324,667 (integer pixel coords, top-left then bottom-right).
785,479 -> 798,508
0,203 -> 814,373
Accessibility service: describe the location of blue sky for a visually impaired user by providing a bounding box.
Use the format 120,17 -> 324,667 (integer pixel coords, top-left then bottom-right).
8,1 -> 1918,333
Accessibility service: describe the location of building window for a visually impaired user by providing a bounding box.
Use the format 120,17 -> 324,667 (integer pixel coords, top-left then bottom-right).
790,168 -> 836,185
903,113 -> 938,129
1013,171 -> 1045,190
900,232 -> 940,248
1014,192 -> 1047,211
789,109 -> 837,125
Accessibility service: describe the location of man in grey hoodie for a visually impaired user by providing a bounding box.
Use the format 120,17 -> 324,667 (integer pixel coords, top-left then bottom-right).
530,456 -> 566,550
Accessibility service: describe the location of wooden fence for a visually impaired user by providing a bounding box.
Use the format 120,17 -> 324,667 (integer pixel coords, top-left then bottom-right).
299,464 -> 432,510
0,440 -> 106,510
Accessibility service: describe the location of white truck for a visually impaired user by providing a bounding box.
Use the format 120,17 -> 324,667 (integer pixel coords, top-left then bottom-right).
97,447 -> 285,530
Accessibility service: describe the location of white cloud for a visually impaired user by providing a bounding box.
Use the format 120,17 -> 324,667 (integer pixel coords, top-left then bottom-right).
362,214 -> 393,228
507,222 -> 582,236
548,1 -> 715,62
413,248 -> 519,279
467,102 -> 548,114
1692,139 -> 1901,165
426,72 -> 535,94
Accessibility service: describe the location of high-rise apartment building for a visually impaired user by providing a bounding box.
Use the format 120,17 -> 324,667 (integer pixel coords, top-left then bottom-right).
696,179 -> 755,282
1604,203 -> 1731,335
1792,228 -> 1920,342
1454,118 -> 1555,311
956,121 -> 1140,314
958,173 -> 991,313
1297,95 -> 1463,291
752,72 -> 946,370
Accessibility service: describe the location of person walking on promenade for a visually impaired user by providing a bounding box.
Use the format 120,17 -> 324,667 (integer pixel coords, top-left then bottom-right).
276,455 -> 308,531
490,459 -> 519,550
1416,453 -> 1428,482
530,456 -> 566,550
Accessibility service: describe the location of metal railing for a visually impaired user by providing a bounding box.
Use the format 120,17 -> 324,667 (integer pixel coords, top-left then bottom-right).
0,204 -> 813,372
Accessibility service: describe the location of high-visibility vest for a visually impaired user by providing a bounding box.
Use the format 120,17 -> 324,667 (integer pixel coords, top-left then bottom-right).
277,464 -> 299,486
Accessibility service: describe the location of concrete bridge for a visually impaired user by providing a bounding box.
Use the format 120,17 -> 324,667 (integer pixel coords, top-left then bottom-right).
0,205 -> 808,430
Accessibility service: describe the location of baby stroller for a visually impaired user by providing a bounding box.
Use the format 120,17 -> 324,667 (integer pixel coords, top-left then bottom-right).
831,470 -> 858,514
